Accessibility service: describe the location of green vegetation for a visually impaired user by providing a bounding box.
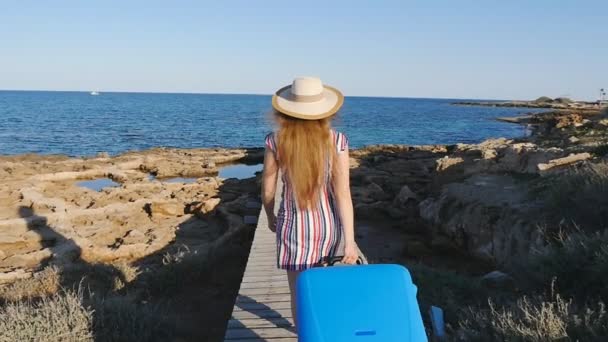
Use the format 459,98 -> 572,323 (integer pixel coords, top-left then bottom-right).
591,144 -> 608,157
543,162 -> 608,231
534,96 -> 553,103
553,97 -> 573,104
409,264 -> 489,321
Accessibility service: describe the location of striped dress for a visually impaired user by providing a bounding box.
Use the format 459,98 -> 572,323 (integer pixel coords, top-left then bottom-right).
265,130 -> 349,271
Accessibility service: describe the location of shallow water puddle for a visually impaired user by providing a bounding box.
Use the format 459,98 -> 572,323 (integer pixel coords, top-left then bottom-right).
148,175 -> 198,183
163,177 -> 198,183
219,164 -> 263,179
77,178 -> 120,191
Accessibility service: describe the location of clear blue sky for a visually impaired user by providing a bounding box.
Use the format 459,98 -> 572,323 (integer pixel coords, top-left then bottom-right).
1,0 -> 606,100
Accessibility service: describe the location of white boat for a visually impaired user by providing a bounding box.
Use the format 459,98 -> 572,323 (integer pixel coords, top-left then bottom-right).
90,91 -> 100,96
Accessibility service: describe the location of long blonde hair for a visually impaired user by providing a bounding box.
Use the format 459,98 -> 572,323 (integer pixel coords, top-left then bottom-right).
274,111 -> 335,209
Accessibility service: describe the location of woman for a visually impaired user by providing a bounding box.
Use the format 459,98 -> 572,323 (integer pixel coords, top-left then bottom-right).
261,77 -> 358,325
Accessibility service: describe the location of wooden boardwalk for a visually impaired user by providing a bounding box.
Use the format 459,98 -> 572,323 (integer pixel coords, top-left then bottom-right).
224,179 -> 297,341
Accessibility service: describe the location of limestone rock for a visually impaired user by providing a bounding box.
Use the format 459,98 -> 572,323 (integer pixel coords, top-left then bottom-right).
568,136 -> 580,143
537,153 -> 591,173
186,198 -> 221,218
481,271 -> 515,289
0,249 -> 52,269
0,147 -> 263,285
496,143 -> 563,174
122,229 -> 147,244
555,113 -> 584,128
393,185 -> 417,207
352,183 -> 390,203
419,198 -> 441,225
149,201 -> 184,216
203,161 -> 216,168
367,183 -> 390,201
418,174 -> 543,263
482,149 -> 497,160
354,201 -> 389,220
0,269 -> 33,284
436,156 -> 464,171
202,198 -> 221,213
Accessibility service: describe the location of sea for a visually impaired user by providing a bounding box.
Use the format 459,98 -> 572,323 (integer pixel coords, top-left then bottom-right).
0,91 -> 540,157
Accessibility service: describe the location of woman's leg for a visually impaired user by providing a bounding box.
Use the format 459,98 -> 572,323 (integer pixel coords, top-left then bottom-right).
287,270 -> 302,328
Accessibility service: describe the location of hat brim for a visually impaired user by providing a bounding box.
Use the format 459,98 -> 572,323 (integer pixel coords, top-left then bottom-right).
272,85 -> 344,120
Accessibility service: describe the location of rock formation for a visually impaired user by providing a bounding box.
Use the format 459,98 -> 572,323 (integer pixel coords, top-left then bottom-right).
0,148 -> 263,283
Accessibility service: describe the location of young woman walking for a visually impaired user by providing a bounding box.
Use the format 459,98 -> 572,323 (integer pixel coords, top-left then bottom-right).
261,77 -> 358,326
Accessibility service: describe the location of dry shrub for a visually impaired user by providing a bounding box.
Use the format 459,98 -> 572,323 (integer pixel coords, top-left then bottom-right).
0,286 -> 93,342
91,295 -> 175,342
519,230 -> 608,302
544,162 -> 608,230
457,291 -> 608,341
457,230 -> 608,341
143,245 -> 215,298
0,262 -> 174,342
0,266 -> 60,302
408,263 -> 488,320
111,261 -> 140,291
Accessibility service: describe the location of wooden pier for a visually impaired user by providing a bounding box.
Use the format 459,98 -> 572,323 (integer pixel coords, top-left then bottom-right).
224,180 -> 297,341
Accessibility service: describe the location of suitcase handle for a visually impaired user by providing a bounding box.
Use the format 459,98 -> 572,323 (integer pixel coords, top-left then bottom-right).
327,255 -> 364,266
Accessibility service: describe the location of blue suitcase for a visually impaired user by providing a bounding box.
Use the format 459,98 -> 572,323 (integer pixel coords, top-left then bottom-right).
296,264 -> 427,342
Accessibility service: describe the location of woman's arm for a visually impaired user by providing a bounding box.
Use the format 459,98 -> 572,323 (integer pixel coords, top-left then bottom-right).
332,149 -> 358,264
262,149 -> 279,231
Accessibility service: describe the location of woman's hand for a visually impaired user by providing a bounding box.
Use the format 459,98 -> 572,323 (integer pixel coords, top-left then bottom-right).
268,214 -> 277,232
341,241 -> 359,264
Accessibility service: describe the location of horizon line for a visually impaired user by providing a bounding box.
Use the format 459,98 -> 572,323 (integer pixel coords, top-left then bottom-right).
0,88 -> 523,102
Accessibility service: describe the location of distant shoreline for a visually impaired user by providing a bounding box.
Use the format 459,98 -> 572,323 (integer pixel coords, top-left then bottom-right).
453,99 -> 601,111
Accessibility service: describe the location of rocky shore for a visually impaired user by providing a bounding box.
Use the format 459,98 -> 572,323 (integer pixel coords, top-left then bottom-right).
453,96 -> 601,111
0,148 -> 266,283
1,106 -> 607,340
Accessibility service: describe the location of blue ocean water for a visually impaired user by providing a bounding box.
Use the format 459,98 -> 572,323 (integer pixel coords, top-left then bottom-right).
0,91 -> 539,157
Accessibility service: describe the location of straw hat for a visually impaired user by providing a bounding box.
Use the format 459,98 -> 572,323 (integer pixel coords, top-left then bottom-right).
272,77 -> 344,120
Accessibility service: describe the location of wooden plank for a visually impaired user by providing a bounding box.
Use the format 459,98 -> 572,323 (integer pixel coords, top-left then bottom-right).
242,265 -> 282,271
225,338 -> 296,342
233,301 -> 292,312
239,283 -> 289,290
245,260 -> 277,266
237,287 -> 291,296
247,255 -> 278,260
242,272 -> 286,279
242,268 -> 284,274
242,264 -> 279,269
238,277 -> 287,284
240,275 -> 287,283
227,317 -> 294,329
250,244 -> 276,248
231,308 -> 293,320
242,268 -> 281,274
225,327 -> 297,339
236,294 -> 292,304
